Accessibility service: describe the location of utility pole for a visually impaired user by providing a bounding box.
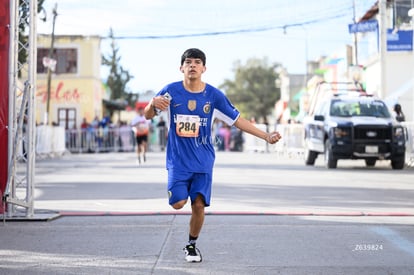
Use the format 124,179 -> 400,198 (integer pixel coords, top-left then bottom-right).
379,0 -> 387,99
409,6 -> 414,122
353,0 -> 358,65
45,3 -> 58,125
302,25 -> 309,86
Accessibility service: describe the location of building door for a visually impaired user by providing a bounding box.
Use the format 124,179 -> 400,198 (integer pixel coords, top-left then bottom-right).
58,108 -> 77,129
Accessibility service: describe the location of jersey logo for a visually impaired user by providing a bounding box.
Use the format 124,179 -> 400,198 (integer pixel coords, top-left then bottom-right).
188,100 -> 196,111
203,102 -> 211,114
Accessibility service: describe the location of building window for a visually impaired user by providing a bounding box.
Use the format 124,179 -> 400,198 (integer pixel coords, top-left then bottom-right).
58,108 -> 77,129
393,0 -> 412,29
37,48 -> 78,74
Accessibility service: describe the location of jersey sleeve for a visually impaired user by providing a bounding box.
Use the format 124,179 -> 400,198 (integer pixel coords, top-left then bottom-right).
156,83 -> 176,97
212,88 -> 240,126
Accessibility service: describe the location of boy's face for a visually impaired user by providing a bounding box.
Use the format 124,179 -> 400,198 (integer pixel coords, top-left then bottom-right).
180,58 -> 206,80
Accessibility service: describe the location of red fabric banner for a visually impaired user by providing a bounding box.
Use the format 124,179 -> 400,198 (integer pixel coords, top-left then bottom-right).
0,0 -> 10,213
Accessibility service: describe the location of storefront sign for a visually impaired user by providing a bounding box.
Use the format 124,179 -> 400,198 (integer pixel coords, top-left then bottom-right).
387,29 -> 413,51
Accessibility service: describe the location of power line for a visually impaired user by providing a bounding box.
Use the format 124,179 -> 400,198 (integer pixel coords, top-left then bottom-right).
108,11 -> 351,40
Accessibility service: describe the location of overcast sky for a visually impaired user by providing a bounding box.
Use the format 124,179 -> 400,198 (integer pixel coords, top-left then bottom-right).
37,0 -> 375,93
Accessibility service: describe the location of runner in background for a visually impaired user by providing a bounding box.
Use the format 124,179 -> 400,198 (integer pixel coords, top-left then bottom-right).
131,107 -> 151,164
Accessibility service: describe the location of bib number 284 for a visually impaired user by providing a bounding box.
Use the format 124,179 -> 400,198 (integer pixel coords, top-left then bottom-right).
176,114 -> 200,137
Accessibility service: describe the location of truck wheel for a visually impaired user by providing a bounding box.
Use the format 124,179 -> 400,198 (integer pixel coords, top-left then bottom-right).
391,156 -> 405,170
324,140 -> 337,169
305,149 -> 318,166
365,159 -> 376,167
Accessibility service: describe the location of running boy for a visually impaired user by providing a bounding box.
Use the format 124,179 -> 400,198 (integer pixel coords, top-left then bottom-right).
144,48 -> 281,262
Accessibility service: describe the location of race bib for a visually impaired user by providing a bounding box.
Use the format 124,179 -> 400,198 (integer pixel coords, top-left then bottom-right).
176,114 -> 200,137
135,122 -> 149,136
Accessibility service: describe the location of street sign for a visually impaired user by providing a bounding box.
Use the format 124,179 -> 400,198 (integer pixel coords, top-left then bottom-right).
348,19 -> 378,33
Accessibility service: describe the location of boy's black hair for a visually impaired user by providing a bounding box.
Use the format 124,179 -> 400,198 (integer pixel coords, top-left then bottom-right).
181,48 -> 206,65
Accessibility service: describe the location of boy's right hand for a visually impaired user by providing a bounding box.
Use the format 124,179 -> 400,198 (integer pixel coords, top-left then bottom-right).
153,96 -> 171,111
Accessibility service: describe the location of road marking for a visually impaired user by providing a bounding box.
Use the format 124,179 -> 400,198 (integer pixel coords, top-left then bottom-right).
58,210 -> 414,217
371,226 -> 414,257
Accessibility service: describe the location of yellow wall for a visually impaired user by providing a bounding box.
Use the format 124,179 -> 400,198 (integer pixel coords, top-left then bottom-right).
35,78 -> 104,125
35,35 -> 105,127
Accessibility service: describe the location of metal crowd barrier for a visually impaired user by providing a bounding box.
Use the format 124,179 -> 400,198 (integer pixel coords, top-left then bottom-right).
65,127 -> 136,153
270,122 -> 414,167
272,123 -> 305,158
402,122 -> 414,167
241,123 -> 305,156
244,124 -> 268,152
36,125 -> 66,157
60,122 -> 414,167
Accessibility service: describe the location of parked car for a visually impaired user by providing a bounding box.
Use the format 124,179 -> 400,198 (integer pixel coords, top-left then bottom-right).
303,82 -> 406,169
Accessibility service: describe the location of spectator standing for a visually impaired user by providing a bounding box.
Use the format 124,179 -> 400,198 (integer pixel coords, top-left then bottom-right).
100,115 -> 112,151
90,116 -> 101,148
218,124 -> 231,151
80,118 -> 89,150
119,121 -> 133,152
393,103 -> 405,122
157,116 -> 167,151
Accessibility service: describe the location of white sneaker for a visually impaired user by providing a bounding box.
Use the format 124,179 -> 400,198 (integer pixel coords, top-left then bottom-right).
184,244 -> 202,262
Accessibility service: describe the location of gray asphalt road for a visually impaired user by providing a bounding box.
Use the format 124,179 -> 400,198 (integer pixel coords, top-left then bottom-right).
1,151 -> 414,274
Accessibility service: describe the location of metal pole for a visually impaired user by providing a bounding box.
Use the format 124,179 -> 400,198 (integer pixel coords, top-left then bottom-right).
301,25 -> 309,85
409,7 -> 414,122
45,4 -> 57,125
7,0 -> 18,218
379,0 -> 387,99
353,0 -> 358,65
25,0 -> 38,217
6,0 -> 37,219
6,0 -> 17,221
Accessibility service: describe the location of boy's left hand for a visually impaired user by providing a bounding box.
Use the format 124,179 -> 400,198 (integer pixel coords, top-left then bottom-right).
266,132 -> 282,144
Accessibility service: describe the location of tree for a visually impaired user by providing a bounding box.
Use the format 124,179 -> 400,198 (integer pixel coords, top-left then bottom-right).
18,0 -> 46,77
219,57 -> 281,122
102,28 -> 135,116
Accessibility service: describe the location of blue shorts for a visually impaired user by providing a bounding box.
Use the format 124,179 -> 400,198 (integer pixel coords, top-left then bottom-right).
167,169 -> 212,207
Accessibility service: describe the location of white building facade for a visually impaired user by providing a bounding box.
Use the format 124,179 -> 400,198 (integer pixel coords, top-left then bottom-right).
354,0 -> 413,121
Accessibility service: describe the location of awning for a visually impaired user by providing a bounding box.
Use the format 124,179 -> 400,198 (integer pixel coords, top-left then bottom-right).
135,101 -> 149,110
102,99 -> 128,110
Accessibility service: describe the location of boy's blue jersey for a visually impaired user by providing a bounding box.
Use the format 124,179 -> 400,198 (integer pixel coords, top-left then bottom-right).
156,81 -> 240,173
